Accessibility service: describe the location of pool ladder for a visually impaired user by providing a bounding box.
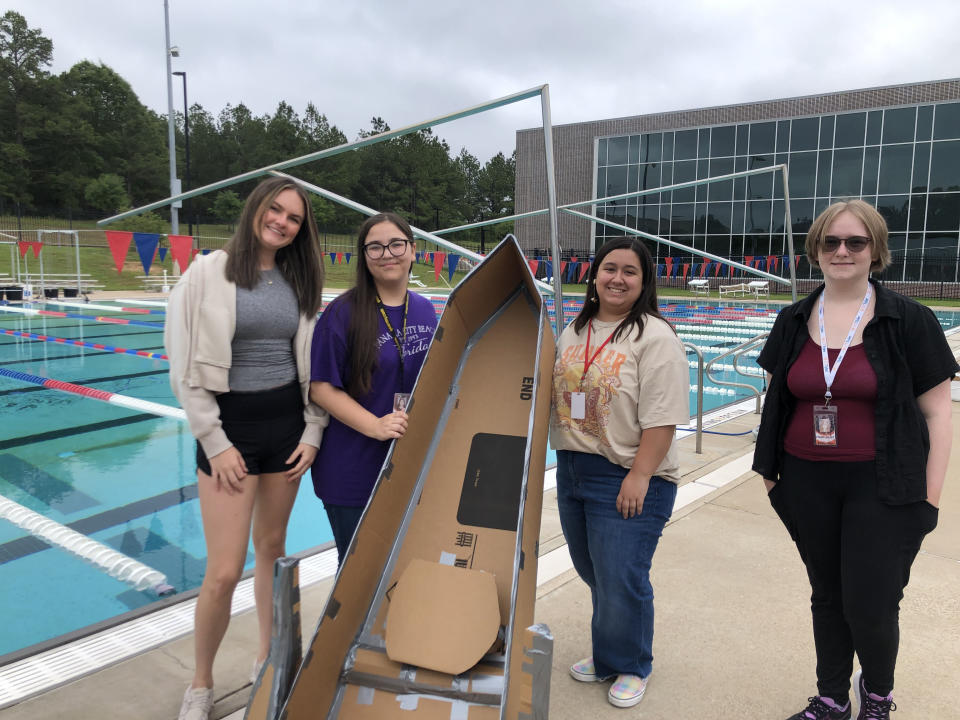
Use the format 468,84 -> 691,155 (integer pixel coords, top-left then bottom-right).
685,332 -> 770,454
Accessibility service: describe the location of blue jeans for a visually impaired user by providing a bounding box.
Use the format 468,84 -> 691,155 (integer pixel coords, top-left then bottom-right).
556,449 -> 677,679
324,504 -> 365,567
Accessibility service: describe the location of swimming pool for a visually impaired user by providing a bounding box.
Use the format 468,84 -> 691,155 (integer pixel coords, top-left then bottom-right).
1,296 -> 957,659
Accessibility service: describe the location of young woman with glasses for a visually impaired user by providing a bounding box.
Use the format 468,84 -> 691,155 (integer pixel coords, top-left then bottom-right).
308,212 -> 437,563
753,199 -> 956,720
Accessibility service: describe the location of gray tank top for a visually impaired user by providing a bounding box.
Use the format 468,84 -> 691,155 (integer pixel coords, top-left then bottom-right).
229,267 -> 299,391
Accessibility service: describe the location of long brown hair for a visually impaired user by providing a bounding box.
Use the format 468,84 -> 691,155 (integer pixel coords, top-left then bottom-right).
223,176 -> 325,315
573,236 -> 672,342
332,212 -> 415,399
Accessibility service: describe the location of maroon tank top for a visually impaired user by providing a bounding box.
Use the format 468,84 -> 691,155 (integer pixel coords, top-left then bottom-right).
784,336 -> 877,461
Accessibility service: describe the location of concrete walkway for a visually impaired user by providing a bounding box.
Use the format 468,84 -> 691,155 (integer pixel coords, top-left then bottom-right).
5,319 -> 959,719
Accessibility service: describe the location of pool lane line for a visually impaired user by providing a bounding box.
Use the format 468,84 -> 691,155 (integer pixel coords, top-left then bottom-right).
0,305 -> 163,330
0,367 -> 185,421
36,300 -> 165,315
2,329 -> 168,360
0,368 -> 168,399
0,413 -> 159,451
0,494 -> 173,595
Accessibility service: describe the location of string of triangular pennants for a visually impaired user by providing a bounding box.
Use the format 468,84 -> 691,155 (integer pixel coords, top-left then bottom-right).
31,233 -> 805,282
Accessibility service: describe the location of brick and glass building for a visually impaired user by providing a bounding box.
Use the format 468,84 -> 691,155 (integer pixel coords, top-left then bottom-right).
515,79 -> 960,287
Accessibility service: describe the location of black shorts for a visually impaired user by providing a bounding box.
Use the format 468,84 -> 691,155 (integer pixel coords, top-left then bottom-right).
196,382 -> 305,476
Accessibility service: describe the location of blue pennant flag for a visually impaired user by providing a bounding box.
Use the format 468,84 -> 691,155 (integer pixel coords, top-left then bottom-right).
133,233 -> 161,275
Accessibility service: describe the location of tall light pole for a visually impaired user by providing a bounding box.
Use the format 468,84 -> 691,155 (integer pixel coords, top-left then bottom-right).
163,0 -> 180,234
172,71 -> 191,236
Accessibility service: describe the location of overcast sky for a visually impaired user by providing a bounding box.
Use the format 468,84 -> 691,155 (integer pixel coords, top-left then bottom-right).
8,1 -> 960,165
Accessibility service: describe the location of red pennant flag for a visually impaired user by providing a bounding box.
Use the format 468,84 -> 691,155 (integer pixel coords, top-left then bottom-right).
664,257 -> 674,275
767,255 -> 777,271
744,255 -> 754,269
17,241 -> 30,258
795,255 -> 801,268
560,261 -> 568,276
714,262 -> 722,277
699,262 -> 708,277
528,259 -> 539,275
578,263 -> 589,282
335,252 -> 343,265
168,235 -> 193,274
191,248 -> 200,260
682,263 -> 690,280
31,241 -> 43,258
105,231 -> 133,274
434,252 -> 446,282
570,255 -> 578,264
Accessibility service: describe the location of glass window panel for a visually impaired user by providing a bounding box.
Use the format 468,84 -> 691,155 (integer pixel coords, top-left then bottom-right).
886,232 -> 906,255
927,193 -> 960,232
706,236 -> 731,259
661,161 -> 673,187
707,202 -> 732,234
834,113 -> 866,148
814,197 -> 830,219
882,107 -> 916,144
831,148 -> 864,198
862,146 -> 880,195
662,132 -> 674,161
876,194 -> 909,231
921,249 -> 953,281
695,204 -> 708,234
732,202 -> 745,233
735,156 -> 748,172
608,136 -> 629,165
675,130 -> 698,160
901,236 -> 920,279
791,117 -> 819,151
711,179 -> 733,202
736,124 -> 749,155
750,122 -> 776,155
627,165 -> 640,194
639,163 -> 661,191
660,203 -> 673,230
909,194 -> 927,231
772,200 -> 786,233
625,203 -> 640,228
699,129 -> 711,158
605,165 -> 628,197
789,199 -> 815,233
776,120 -> 790,153
734,177 -> 747,201
819,115 -> 835,148
788,151 -> 817,197
924,233 -> 959,255
912,142 -> 930,193
673,160 -> 696,202
745,200 -> 773,232
596,167 -> 606,196
916,105 -> 933,141
774,170 -> 784,198
597,138 -> 608,167
628,135 -> 641,164
711,125 -> 735,157
866,110 -> 883,145
933,102 -> 960,140
930,140 -> 960,192
878,145 -> 914,195
672,203 -> 694,234
642,133 -> 662,162
748,168 -> 774,200
816,150 -> 832,197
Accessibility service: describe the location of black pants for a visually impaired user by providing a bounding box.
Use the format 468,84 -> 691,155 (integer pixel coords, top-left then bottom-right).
769,453 -> 938,701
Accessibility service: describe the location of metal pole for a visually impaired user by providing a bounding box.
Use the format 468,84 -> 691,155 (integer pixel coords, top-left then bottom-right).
540,85 -> 564,336
73,230 -> 81,296
173,71 -> 191,237
163,0 -> 179,234
781,166 -> 798,302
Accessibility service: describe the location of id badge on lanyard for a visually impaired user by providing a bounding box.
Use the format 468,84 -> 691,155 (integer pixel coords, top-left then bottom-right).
572,321 -> 615,421
815,286 -> 871,448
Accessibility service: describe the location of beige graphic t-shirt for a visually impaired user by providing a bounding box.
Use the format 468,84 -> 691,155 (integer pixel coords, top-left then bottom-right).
550,314 -> 690,483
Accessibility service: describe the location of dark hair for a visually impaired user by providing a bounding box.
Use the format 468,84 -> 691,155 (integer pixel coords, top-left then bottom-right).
572,236 -> 672,342
805,198 -> 891,272
339,212 -> 415,399
223,176 -> 325,315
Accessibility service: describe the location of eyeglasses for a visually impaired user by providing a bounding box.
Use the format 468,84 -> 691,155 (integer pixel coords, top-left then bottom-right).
363,238 -> 410,259
822,236 -> 870,253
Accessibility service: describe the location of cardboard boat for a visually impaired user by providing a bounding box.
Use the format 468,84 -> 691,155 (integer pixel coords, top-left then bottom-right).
249,236 -> 556,720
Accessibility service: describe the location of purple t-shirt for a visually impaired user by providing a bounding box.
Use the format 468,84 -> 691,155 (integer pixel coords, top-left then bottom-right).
309,291 -> 437,506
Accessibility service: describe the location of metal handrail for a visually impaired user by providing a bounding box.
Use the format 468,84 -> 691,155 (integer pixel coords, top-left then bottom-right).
704,333 -> 770,413
683,342 -> 704,453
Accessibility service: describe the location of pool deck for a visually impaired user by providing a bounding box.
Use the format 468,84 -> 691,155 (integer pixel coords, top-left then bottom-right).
4,296 -> 959,718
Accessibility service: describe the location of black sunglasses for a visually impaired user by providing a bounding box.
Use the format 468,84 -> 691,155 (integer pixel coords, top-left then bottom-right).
822,235 -> 870,253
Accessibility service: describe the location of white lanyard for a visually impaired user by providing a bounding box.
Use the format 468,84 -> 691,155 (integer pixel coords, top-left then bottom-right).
817,285 -> 871,404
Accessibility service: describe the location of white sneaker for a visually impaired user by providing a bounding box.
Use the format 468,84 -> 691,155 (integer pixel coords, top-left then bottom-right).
178,687 -> 214,720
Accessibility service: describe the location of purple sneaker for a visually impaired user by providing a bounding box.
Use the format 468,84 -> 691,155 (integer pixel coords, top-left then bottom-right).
853,670 -> 897,719
786,695 -> 851,720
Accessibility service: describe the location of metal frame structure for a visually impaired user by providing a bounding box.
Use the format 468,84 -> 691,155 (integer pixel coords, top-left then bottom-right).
100,86 -> 565,334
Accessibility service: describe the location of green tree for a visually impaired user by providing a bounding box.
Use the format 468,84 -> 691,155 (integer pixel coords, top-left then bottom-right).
84,173 -> 129,213
212,190 -> 243,228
